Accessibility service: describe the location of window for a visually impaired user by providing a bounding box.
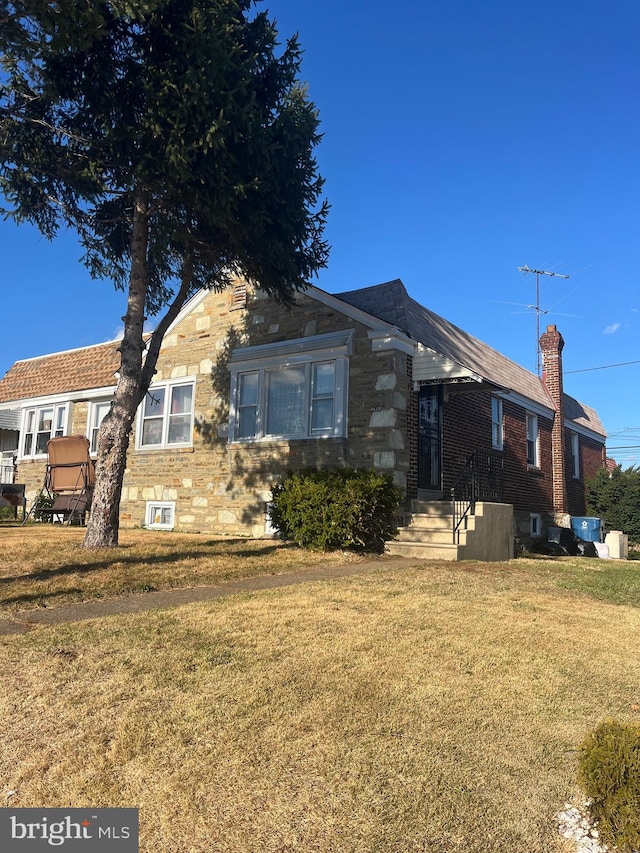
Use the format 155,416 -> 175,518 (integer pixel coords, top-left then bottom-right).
233,360 -> 343,440
137,381 -> 194,448
145,501 -> 175,530
21,403 -> 68,457
571,431 -> 580,479
229,331 -> 351,442
89,400 -> 112,454
491,397 -> 503,450
526,413 -> 539,467
530,513 -> 542,538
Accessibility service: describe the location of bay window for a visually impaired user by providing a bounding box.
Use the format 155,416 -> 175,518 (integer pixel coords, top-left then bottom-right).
229,331 -> 351,442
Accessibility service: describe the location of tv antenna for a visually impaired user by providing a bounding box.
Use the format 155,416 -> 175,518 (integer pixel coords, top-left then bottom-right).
517,265 -> 570,375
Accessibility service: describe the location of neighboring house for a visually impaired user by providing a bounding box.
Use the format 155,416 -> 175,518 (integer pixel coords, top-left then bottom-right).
0,279 -> 606,549
0,406 -> 22,483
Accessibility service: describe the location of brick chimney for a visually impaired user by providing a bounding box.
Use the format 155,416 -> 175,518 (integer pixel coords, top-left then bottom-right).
539,324 -> 567,516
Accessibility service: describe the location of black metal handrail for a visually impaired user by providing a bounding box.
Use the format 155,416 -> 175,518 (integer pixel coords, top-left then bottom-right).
451,450 -> 504,543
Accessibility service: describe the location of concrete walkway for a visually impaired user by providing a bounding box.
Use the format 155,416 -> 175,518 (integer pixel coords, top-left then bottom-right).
0,557 -> 414,637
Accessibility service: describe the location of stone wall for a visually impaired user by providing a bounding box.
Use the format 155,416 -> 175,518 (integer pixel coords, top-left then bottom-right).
119,286 -> 412,535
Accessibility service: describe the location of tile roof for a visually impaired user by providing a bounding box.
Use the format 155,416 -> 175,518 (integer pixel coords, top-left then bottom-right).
334,279 -> 606,437
0,341 -> 120,404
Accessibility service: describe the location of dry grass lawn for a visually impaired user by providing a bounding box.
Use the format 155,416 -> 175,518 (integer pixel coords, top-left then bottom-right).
1,536 -> 640,852
0,525 -> 353,613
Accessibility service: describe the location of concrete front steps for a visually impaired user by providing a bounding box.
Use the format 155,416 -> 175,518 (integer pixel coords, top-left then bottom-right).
387,500 -> 514,562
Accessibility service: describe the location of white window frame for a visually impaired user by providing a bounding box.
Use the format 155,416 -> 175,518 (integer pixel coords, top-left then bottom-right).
87,399 -> 112,455
491,396 -> 503,450
530,513 -> 542,538
571,431 -> 580,479
526,413 -> 539,467
228,331 -> 351,443
145,500 -> 175,530
135,379 -> 195,450
20,402 -> 70,458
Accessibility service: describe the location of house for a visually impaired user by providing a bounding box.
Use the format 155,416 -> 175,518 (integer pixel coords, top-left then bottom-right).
0,278 -> 606,556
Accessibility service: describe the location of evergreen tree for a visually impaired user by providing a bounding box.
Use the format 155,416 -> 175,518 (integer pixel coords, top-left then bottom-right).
0,0 -> 329,547
587,465 -> 640,545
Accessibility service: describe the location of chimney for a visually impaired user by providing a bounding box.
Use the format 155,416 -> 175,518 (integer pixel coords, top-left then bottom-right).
539,324 -> 567,516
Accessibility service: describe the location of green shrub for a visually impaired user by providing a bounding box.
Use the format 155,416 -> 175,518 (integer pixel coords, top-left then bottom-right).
578,719 -> 640,852
0,505 -> 15,520
269,467 -> 403,553
32,492 -> 56,523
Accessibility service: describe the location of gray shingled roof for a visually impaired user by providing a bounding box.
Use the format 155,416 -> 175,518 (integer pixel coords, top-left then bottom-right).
334,279 -> 605,437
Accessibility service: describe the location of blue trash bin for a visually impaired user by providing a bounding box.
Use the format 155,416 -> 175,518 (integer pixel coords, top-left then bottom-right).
571,517 -> 601,542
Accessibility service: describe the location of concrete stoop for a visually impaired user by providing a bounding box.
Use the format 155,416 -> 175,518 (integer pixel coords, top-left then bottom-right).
387,500 -> 514,562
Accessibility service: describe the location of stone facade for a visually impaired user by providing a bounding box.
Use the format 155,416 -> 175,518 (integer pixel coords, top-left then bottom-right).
6,281 -> 606,540
117,286 -> 412,535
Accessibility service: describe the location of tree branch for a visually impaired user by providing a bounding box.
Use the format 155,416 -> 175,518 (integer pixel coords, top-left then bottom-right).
140,253 -> 195,392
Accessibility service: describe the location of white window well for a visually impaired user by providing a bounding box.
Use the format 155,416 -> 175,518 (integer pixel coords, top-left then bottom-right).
146,501 -> 175,530
137,380 -> 195,449
228,331 -> 352,442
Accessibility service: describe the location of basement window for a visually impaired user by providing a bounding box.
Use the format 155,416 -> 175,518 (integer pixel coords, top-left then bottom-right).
530,513 -> 542,538
146,501 -> 175,531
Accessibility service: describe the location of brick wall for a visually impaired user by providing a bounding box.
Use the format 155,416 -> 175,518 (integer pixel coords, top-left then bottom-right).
502,400 -> 554,512
441,390 -> 555,514
565,429 -> 606,516
441,390 -> 492,495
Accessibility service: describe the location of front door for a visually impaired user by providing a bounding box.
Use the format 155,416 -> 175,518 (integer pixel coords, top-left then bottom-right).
418,385 -> 442,496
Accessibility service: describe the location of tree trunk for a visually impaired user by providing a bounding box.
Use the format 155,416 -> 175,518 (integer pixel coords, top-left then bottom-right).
82,189 -> 150,548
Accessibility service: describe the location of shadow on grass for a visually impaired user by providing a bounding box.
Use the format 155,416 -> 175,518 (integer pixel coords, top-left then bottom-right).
0,540 -> 291,586
2,587 -> 88,608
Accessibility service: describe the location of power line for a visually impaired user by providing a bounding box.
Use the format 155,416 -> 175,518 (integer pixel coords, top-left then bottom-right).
565,359 -> 640,375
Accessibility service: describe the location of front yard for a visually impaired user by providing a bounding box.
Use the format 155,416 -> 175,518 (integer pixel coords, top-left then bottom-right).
1,528 -> 639,851
0,525 -> 352,613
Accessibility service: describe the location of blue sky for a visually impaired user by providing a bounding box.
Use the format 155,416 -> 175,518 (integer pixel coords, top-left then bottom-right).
2,0 -> 639,462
